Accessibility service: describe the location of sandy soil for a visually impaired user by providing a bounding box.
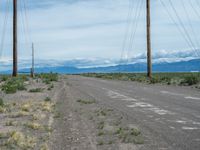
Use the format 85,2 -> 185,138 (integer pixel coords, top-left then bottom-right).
0,76 -> 57,149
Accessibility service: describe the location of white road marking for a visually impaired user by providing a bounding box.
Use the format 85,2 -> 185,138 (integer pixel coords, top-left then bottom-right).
176,120 -> 187,124
149,107 -> 173,115
161,91 -> 200,101
103,87 -> 200,132
105,88 -> 174,116
127,102 -> 153,108
147,115 -> 154,118
121,98 -> 137,101
169,126 -> 175,129
182,127 -> 199,130
161,91 -> 184,96
185,96 -> 200,100
155,118 -> 161,121
192,122 -> 200,125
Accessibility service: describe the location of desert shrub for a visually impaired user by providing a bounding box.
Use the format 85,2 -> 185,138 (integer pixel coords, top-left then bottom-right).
115,127 -> 143,144
137,76 -> 147,83
47,84 -> 54,91
77,99 -> 95,104
44,97 -> 51,102
20,75 -> 29,82
1,78 -> 26,94
29,88 -> 43,93
181,75 -> 199,86
0,98 -> 4,107
121,75 -> 130,81
150,77 -> 161,84
0,75 -> 9,82
6,131 -> 36,149
37,73 -> 58,84
160,76 -> 171,84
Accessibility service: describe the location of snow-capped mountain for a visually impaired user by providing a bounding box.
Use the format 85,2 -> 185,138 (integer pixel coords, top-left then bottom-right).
0,49 -> 199,73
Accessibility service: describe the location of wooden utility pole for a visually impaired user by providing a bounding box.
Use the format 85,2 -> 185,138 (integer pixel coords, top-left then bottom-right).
146,0 -> 152,79
31,43 -> 34,77
13,0 -> 18,77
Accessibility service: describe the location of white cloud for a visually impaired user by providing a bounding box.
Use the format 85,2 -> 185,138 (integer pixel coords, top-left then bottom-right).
0,49 -> 199,71
0,0 -> 200,63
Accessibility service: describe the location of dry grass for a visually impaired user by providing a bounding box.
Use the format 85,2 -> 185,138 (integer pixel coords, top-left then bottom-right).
0,99 -> 55,149
41,101 -> 55,112
5,121 -> 17,126
25,122 -> 42,130
6,131 -> 36,149
0,106 -> 6,113
40,143 -> 49,150
21,103 -> 32,112
0,74 -> 59,149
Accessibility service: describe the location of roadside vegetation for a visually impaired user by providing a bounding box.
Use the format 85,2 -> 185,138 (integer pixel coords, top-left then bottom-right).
77,99 -> 96,105
1,75 -> 27,94
0,73 -> 59,149
76,98 -> 144,147
36,73 -> 58,84
29,88 -> 43,93
0,73 -> 58,94
0,99 -> 55,149
82,73 -> 200,87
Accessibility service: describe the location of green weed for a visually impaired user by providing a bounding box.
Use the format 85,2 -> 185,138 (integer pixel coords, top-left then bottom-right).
77,99 -> 95,104
29,88 -> 43,93
37,73 -> 58,84
44,97 -> 51,102
0,98 -> 4,107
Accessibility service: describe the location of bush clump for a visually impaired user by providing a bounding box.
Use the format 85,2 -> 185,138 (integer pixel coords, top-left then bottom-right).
150,77 -> 160,84
181,75 -> 199,86
29,88 -> 43,93
37,73 -> 58,84
1,77 -> 26,94
44,97 -> 51,102
0,98 -> 4,107
0,75 -> 9,82
77,99 -> 95,104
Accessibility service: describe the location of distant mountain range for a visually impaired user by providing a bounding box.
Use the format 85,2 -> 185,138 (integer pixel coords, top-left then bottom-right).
0,49 -> 199,74
1,59 -> 199,74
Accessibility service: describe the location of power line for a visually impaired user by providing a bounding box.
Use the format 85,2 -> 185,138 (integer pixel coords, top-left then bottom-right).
127,0 -> 144,62
196,0 -> 200,10
0,0 -> 10,59
120,0 -> 144,65
189,0 -> 200,20
169,0 -> 200,57
182,0 -> 200,51
126,0 -> 144,60
160,0 -> 200,57
19,0 -> 29,51
120,0 -> 134,65
22,0 -> 32,43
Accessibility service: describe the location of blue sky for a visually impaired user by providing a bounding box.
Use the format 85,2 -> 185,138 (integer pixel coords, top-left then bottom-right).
0,0 -> 200,62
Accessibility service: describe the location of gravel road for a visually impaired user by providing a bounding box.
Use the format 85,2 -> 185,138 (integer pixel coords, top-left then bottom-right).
50,75 -> 200,150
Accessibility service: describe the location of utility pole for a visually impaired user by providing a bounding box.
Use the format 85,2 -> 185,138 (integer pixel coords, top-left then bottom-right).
13,0 -> 18,77
146,0 -> 152,79
31,43 -> 34,77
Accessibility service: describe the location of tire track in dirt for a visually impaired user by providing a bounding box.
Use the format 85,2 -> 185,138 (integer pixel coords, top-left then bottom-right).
49,77 -> 97,150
